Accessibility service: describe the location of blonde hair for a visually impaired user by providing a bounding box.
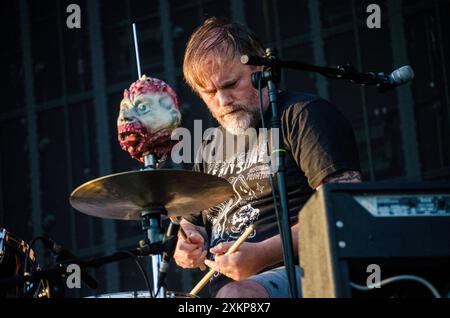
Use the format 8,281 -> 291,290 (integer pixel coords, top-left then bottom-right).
183,17 -> 265,93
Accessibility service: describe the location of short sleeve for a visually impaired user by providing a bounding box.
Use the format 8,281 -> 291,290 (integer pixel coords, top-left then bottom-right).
282,98 -> 360,189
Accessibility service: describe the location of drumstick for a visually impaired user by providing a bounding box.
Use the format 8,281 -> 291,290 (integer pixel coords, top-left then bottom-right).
189,224 -> 255,296
178,227 -> 206,271
170,217 -> 206,271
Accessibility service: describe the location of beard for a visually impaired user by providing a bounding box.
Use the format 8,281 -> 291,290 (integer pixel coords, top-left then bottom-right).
213,103 -> 260,135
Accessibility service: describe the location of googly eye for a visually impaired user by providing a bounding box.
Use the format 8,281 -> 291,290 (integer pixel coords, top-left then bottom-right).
138,104 -> 148,112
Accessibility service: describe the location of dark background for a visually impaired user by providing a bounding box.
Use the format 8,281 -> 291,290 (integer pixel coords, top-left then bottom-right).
1,0 -> 449,297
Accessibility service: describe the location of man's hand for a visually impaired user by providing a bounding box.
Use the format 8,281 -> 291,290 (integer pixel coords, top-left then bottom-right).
204,241 -> 266,281
173,230 -> 207,269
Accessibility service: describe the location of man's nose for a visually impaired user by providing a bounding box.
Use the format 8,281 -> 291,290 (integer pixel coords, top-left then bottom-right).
217,90 -> 233,108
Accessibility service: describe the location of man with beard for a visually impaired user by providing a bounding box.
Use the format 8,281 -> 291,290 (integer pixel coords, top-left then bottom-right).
173,17 -> 362,298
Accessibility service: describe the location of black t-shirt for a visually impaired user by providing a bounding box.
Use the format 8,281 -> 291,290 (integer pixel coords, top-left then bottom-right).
184,91 -> 360,296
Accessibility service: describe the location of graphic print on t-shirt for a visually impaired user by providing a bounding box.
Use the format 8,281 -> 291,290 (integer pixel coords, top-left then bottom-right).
204,133 -> 272,250
207,174 -> 259,246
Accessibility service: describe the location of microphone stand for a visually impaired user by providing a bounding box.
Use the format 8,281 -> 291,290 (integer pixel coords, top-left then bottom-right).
74,243 -> 164,268
242,54 -> 407,93
247,48 -> 300,298
0,241 -> 165,298
243,49 -> 414,298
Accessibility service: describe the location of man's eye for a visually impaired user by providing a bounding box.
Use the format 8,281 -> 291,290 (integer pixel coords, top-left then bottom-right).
225,81 -> 237,88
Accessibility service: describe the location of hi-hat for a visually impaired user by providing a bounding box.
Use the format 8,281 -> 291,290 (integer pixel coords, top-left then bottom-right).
70,169 -> 233,220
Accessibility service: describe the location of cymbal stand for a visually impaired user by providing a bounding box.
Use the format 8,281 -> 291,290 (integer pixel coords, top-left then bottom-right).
141,153 -> 165,298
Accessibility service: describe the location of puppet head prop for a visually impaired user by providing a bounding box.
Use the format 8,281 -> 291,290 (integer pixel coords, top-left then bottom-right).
117,75 -> 181,164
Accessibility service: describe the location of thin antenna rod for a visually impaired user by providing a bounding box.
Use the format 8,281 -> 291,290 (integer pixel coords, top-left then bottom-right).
132,23 -> 142,79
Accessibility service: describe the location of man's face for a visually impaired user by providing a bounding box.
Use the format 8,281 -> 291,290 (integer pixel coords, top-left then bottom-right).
117,92 -> 181,161
197,55 -> 268,135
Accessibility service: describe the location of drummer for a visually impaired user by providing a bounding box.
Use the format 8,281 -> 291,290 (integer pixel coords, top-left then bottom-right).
173,17 -> 362,298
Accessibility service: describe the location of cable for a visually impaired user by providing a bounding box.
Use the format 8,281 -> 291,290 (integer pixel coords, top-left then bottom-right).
257,74 -> 282,237
23,236 -> 45,295
119,250 -> 154,298
23,237 -> 41,275
350,274 -> 442,298
155,283 -> 162,299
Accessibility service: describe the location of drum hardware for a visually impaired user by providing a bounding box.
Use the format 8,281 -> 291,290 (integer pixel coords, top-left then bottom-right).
0,226 -> 169,298
0,236 -> 171,298
74,235 -> 177,298
69,156 -> 234,298
69,168 -> 233,221
20,235 -> 99,297
154,218 -> 181,294
1,250 -> 73,298
0,228 -> 42,298
86,290 -> 198,298
141,205 -> 166,297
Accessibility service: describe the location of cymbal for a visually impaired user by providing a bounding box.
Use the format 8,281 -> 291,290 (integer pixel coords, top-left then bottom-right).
69,169 -> 233,220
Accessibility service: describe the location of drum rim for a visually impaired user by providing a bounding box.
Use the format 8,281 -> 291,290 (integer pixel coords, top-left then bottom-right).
86,290 -> 199,298
0,228 -> 36,263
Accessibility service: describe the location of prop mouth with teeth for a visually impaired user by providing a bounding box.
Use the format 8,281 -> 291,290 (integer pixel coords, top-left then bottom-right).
118,122 -> 176,163
119,123 -> 147,144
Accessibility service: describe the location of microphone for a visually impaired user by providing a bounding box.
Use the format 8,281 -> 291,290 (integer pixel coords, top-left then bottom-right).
40,237 -> 99,290
40,237 -> 72,259
377,65 -> 415,92
157,221 -> 180,290
240,54 -> 277,67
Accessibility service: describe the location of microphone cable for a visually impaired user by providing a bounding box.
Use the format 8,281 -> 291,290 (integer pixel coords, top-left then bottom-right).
119,249 -> 154,298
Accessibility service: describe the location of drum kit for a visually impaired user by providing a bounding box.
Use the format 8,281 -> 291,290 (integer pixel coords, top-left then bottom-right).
0,228 -> 39,298
0,23 -> 252,299
0,162 -> 236,298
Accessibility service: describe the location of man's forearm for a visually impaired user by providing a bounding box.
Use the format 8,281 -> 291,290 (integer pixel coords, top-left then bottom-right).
258,223 -> 299,269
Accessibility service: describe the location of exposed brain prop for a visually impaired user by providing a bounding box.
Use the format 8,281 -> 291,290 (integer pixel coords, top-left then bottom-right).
117,75 -> 181,163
